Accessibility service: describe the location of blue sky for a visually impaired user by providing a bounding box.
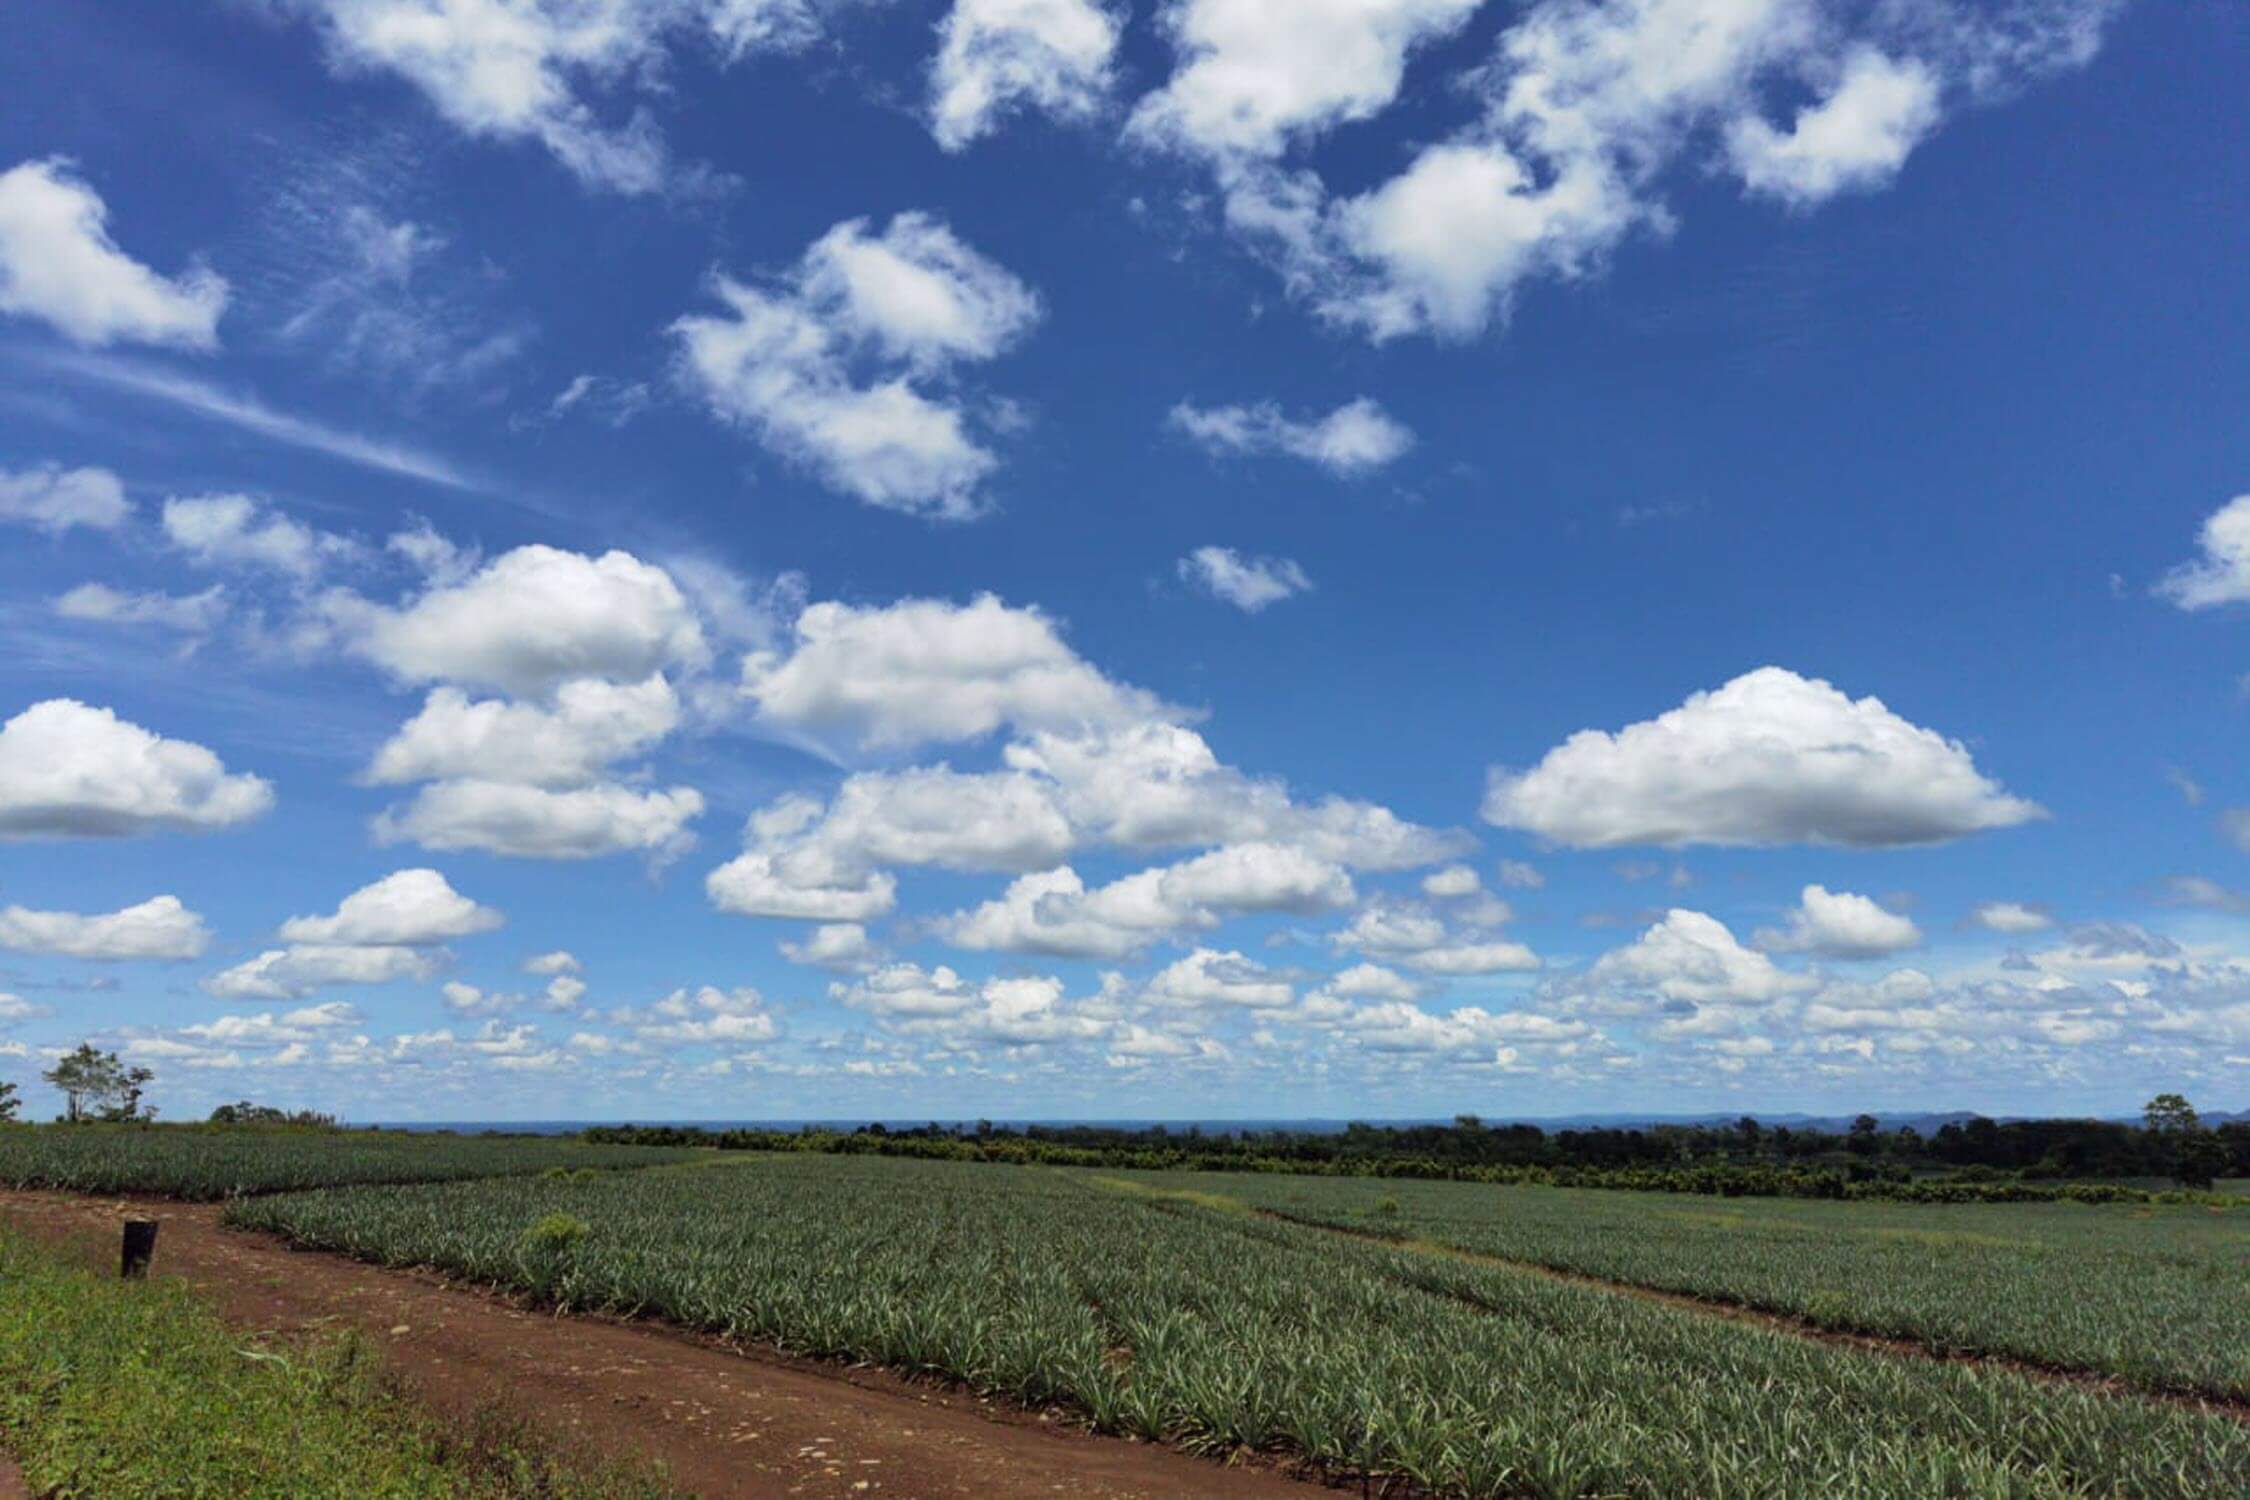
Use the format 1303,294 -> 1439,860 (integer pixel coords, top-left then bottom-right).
0,0 -> 2244,1123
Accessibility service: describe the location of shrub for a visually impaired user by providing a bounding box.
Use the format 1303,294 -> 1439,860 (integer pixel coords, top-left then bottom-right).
519,1212 -> 592,1299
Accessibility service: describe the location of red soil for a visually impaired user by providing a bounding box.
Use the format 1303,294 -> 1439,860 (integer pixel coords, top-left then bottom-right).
0,1190 -> 1320,1499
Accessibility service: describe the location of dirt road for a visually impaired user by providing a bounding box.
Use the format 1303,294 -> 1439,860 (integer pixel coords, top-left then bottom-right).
0,1191 -> 1318,1500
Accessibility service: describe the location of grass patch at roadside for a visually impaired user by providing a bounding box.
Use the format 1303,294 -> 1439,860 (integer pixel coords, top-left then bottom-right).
0,1225 -> 676,1499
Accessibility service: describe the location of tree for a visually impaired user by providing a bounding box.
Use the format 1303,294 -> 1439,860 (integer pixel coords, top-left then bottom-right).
2144,1093 -> 2201,1136
1847,1113 -> 1881,1156
0,1080 -> 18,1123
2173,1131 -> 2229,1192
114,1064 -> 153,1123
43,1044 -> 154,1123
2145,1094 -> 2226,1189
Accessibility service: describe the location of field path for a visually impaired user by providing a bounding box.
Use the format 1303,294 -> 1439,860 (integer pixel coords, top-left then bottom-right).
0,1190 -> 1316,1500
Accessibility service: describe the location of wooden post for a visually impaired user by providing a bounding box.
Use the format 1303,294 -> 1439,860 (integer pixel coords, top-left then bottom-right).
120,1219 -> 158,1279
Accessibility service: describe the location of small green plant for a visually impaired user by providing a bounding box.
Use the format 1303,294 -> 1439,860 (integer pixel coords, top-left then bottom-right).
1373,1196 -> 1402,1217
522,1211 -> 591,1253
519,1212 -> 591,1298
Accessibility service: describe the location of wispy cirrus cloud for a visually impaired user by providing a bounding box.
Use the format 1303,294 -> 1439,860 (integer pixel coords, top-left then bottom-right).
30,350 -> 475,490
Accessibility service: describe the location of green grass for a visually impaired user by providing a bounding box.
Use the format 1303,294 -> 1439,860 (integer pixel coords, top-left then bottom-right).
0,1123 -> 697,1200
227,1153 -> 2250,1498
1144,1169 -> 2250,1400
0,1224 -> 676,1499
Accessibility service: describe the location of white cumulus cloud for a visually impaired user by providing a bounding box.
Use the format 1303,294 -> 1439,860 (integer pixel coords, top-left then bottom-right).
1333,896 -> 1537,974
277,868 -> 502,946
284,0 -> 827,194
0,463 -> 130,533
674,214 -> 1042,519
0,699 -> 273,840
162,493 -> 356,579
343,544 -> 708,697
54,583 -> 228,634
1178,547 -> 1312,612
1141,0 -> 2120,342
1484,667 -> 2042,848
1144,946 -> 1293,1009
1321,962 -> 1426,1002
779,922 -> 881,972
1728,48 -> 1942,206
830,963 -> 1111,1046
713,721 -> 1460,930
742,594 -> 1167,754
366,676 -> 680,788
338,544 -> 706,862
0,895 -> 211,960
1421,863 -> 1481,898
1007,722 -> 1465,869
706,847 -> 900,922
619,984 -> 779,1046
938,865 -> 1176,959
203,868 -> 512,1001
373,780 -> 704,860
930,0 -> 1121,150
0,158 -> 227,348
1129,0 -> 1482,160
940,842 -> 1354,958
1755,884 -> 1923,957
1579,908 -> 1815,1008
1168,397 -> 1412,474
2156,495 -> 2250,610
205,943 -> 443,1001
1969,900 -> 2053,934
1339,1000 -> 1588,1055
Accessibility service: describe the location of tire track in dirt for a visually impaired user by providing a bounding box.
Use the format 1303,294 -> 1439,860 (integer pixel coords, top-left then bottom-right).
0,1190 -> 1320,1500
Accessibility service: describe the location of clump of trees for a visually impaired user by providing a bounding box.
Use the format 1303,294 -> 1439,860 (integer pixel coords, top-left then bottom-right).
590,1092 -> 2247,1203
2143,1093 -> 2231,1191
207,1102 -> 339,1127
4,1055 -> 351,1131
42,1045 -> 155,1124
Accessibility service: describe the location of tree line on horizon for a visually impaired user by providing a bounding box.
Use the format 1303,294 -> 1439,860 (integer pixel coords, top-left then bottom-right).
2,1047 -> 2238,1192
588,1093 -> 2245,1195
